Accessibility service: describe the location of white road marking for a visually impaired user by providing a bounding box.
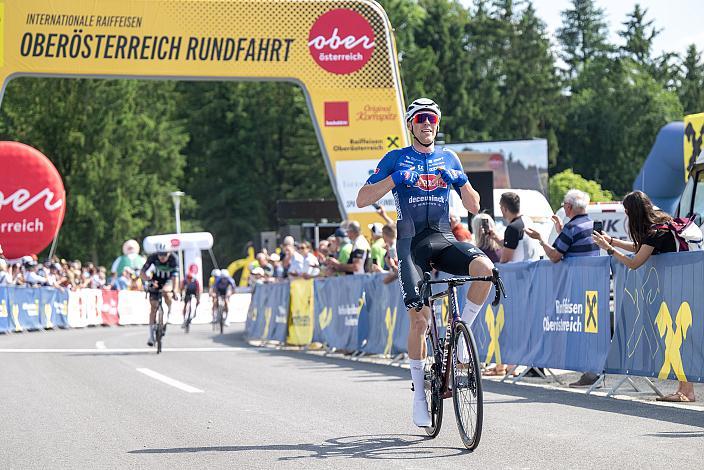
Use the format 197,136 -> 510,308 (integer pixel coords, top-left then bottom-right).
0,347 -> 249,353
95,341 -> 106,349
136,368 -> 204,393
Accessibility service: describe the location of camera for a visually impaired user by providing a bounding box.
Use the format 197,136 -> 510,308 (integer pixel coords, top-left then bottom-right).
481,219 -> 489,233
593,221 -> 604,233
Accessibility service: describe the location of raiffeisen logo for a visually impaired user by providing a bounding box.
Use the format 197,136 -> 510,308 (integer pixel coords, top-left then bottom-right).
308,9 -> 375,75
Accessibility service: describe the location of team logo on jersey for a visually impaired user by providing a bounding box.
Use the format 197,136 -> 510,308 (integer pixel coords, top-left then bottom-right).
416,174 -> 447,191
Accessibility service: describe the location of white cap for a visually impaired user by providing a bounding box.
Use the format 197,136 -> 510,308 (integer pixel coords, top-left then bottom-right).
368,223 -> 384,236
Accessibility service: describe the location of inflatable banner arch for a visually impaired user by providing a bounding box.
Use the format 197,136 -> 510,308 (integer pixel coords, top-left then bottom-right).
0,0 -> 408,228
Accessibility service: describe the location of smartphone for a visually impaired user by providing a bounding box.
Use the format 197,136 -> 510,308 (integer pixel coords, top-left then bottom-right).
372,203 -> 381,210
593,221 -> 604,233
481,219 -> 489,233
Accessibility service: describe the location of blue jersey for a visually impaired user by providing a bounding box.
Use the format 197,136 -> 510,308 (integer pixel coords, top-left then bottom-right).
365,146 -> 465,239
214,274 -> 235,293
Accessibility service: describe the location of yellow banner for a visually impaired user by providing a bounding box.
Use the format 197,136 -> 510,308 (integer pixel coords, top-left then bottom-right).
0,0 -> 407,221
684,112 -> 704,181
287,279 -> 314,346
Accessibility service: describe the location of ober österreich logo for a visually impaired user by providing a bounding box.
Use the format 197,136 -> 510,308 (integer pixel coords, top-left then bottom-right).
0,142 -> 65,259
308,9 -> 375,74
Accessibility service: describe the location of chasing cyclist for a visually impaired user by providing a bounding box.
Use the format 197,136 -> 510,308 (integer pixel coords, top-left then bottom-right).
356,98 -> 494,428
211,269 -> 235,323
140,243 -> 179,347
181,271 -> 201,328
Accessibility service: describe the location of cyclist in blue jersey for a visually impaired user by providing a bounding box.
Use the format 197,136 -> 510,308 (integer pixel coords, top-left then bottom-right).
211,269 -> 235,323
357,98 -> 495,428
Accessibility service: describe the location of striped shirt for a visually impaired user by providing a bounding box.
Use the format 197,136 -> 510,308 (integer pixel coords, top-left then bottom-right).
553,214 -> 600,257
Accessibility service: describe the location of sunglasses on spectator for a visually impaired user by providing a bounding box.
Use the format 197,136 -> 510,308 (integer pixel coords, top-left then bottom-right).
412,113 -> 439,124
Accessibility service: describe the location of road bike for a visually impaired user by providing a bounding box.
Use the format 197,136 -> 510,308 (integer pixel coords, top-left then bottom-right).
416,268 -> 505,450
183,294 -> 197,334
214,293 -> 227,335
147,286 -> 167,354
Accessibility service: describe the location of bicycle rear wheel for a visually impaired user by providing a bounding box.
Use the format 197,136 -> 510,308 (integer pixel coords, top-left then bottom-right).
424,340 -> 444,438
219,305 -> 225,335
184,301 -> 192,334
451,320 -> 483,450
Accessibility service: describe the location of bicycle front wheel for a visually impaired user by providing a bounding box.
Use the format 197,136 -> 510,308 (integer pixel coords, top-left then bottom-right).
451,320 -> 483,450
156,306 -> 164,354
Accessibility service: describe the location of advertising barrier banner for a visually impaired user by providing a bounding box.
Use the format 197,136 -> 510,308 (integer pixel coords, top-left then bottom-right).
246,283 -> 289,342
311,275 -> 366,351
606,252 -> 704,383
101,290 -> 120,326
288,280 -> 314,346
359,274 -> 405,354
0,287 -> 10,332
472,258 -> 611,373
0,286 -> 68,331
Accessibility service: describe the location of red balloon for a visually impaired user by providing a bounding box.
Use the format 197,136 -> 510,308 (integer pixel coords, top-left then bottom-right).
0,142 -> 65,259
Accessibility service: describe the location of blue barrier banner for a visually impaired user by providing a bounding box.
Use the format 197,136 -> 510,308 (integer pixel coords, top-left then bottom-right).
245,282 -> 289,342
472,257 -> 611,373
245,284 -> 266,339
264,282 -> 289,342
0,287 -> 10,333
313,275 -> 366,350
605,252 -> 704,383
4,286 -> 43,331
359,274 -> 404,354
39,288 -> 69,329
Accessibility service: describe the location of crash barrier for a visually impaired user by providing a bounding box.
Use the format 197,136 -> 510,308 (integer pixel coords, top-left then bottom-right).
606,252 -> 704,383
246,253 -> 704,383
0,286 -> 250,332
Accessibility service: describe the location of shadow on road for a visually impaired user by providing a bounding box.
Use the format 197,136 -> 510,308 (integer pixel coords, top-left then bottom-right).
129,434 -> 467,460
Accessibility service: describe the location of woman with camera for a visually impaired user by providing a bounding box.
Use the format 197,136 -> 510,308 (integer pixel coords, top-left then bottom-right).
593,190 -> 696,403
470,213 -> 502,262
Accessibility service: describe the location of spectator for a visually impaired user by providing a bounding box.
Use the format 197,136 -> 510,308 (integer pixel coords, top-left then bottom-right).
254,252 -> 275,278
526,189 -> 600,264
488,191 -> 540,263
0,259 -> 12,285
334,228 -> 353,265
326,221 -> 371,275
280,235 -> 296,275
288,242 -> 320,278
525,188 -> 601,387
382,223 -> 399,284
110,239 -> 146,278
269,253 -> 285,279
593,190 -> 697,402
315,240 -> 330,266
471,213 -> 502,263
368,223 -> 387,270
450,213 -> 472,242
111,267 -> 133,290
24,260 -> 47,287
0,242 -> 4,259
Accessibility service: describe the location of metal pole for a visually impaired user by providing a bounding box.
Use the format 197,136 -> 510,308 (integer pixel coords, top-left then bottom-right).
170,191 -> 185,284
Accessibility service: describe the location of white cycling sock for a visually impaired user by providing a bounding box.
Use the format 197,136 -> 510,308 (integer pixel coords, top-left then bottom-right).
462,300 -> 483,326
409,359 -> 426,402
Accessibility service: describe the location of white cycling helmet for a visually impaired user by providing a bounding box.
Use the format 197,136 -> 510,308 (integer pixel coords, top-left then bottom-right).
154,242 -> 168,255
211,269 -> 222,278
405,98 -> 441,122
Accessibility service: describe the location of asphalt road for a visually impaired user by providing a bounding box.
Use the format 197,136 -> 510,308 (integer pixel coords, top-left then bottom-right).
0,323 -> 702,469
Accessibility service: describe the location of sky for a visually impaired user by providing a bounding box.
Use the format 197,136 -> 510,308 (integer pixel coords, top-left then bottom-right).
465,0 -> 703,57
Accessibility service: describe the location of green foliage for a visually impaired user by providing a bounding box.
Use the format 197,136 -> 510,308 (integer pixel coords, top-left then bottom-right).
556,0 -> 612,79
678,45 -> 704,115
556,57 -> 683,196
618,4 -> 660,65
549,169 -> 613,210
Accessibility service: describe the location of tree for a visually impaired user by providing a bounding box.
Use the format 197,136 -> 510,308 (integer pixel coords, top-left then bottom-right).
549,169 -> 613,210
556,0 -> 612,80
556,57 -> 683,196
618,4 -> 660,65
0,78 -> 188,264
678,44 -> 704,115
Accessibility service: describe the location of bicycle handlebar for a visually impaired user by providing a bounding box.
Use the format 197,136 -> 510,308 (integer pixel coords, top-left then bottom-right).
417,267 -> 507,307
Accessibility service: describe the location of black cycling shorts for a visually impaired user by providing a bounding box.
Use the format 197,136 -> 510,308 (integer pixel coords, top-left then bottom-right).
397,228 -> 487,310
